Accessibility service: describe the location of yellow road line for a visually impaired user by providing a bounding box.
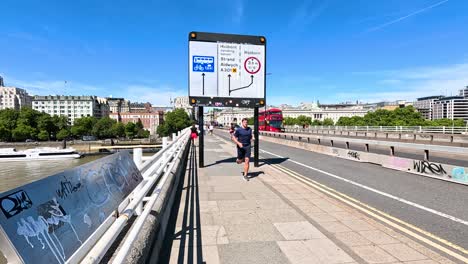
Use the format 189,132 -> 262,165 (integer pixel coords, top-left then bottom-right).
267,162 -> 468,263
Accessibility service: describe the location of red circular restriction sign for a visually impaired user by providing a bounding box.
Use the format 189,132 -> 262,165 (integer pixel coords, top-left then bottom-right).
244,57 -> 261,74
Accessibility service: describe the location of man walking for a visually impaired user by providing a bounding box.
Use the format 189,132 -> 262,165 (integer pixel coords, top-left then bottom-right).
232,118 -> 253,181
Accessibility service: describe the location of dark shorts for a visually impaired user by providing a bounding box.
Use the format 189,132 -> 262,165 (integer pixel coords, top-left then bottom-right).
237,145 -> 251,160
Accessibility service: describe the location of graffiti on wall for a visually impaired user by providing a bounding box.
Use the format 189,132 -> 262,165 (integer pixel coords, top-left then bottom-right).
347,151 -> 360,160
0,151 -> 143,264
413,160 -> 446,176
451,167 -> 468,183
387,157 -> 411,170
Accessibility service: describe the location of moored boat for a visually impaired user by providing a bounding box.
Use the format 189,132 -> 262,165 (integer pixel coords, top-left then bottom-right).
0,147 -> 81,161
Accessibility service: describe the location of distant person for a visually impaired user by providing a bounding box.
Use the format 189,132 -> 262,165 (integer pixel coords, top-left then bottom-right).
203,124 -> 208,135
232,118 -> 240,130
229,123 -> 236,139
209,124 -> 214,135
190,124 -> 198,143
232,118 -> 253,181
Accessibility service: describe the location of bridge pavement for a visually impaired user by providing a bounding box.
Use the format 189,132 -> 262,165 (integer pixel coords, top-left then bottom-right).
159,134 -> 459,264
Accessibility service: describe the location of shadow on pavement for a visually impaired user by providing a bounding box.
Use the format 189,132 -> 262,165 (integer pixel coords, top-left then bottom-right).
203,157 -> 238,167
158,143 -> 205,264
247,170 -> 265,179
257,157 -> 289,166
204,156 -> 290,168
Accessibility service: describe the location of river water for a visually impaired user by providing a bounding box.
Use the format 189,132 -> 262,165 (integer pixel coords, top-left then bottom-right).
0,154 -> 109,193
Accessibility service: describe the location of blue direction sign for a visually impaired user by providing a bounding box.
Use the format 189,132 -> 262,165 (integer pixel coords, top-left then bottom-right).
192,56 -> 215,72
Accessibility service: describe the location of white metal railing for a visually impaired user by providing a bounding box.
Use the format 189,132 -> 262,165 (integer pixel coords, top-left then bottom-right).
81,128 -> 191,263
284,125 -> 468,134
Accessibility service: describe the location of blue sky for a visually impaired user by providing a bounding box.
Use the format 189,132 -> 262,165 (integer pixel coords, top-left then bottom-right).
1,0 -> 468,106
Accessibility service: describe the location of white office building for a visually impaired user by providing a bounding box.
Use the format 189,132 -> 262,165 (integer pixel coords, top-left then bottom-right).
215,102 -> 370,126
0,86 -> 32,110
426,86 -> 468,123
433,96 -> 468,122
32,95 -> 105,124
281,102 -> 369,124
414,96 -> 444,120
106,97 -> 130,113
174,96 -> 193,116
460,86 -> 468,98
216,108 -> 254,126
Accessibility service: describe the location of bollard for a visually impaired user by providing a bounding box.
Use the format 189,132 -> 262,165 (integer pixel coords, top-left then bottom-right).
390,146 -> 395,156
365,144 -> 369,152
424,150 -> 429,161
330,140 -> 334,147
133,148 -> 143,167
318,138 -> 321,145
346,142 -> 349,149
133,148 -> 144,216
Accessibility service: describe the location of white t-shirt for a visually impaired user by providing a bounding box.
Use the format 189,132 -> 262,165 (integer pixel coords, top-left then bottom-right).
209,125 -> 214,130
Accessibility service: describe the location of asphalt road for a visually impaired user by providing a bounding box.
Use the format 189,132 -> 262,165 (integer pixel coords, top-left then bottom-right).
214,130 -> 468,252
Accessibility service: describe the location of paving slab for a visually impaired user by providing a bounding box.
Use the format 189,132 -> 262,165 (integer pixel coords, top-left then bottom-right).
273,221 -> 326,240
334,232 -> 373,247
208,192 -> 246,201
303,238 -> 355,263
224,222 -> 285,242
257,208 -> 307,223
351,245 -> 398,263
380,243 -> 428,262
277,240 -> 318,264
358,230 -> 399,245
218,241 -> 290,264
320,221 -> 353,233
212,210 -> 266,225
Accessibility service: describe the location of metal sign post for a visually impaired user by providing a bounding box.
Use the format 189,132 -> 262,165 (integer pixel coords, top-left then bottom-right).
198,106 -> 204,168
254,107 -> 259,167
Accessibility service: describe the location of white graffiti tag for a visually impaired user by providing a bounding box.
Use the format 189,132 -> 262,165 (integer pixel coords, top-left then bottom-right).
16,198 -> 82,264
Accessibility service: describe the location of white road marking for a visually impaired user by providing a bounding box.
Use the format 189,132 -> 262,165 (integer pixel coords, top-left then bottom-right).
260,149 -> 468,226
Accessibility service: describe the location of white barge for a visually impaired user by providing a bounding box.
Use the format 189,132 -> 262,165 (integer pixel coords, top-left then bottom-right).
0,147 -> 81,161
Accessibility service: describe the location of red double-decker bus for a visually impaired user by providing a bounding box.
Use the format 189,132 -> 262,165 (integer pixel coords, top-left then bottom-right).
259,108 -> 284,132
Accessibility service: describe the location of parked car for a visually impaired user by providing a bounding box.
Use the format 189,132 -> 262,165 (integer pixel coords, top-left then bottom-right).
25,139 -> 35,143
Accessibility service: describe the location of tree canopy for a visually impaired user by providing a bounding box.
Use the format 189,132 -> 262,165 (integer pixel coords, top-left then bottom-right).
336,106 -> 466,127
157,109 -> 191,137
0,108 -> 152,141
